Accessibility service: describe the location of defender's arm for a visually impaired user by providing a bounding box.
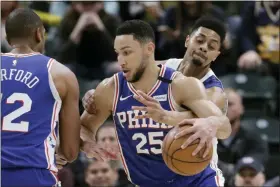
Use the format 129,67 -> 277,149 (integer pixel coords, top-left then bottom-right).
172,75 -> 231,139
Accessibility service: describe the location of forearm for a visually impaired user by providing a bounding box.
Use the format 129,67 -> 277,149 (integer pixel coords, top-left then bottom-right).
80,124 -> 97,143
207,115 -> 232,139
162,110 -> 195,126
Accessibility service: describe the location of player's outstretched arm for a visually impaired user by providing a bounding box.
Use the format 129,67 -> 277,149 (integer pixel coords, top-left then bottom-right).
51,61 -> 81,162
80,77 -> 114,143
172,75 -> 231,139
132,90 -> 195,125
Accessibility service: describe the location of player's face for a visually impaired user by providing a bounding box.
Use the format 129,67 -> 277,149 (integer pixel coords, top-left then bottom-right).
114,35 -> 149,82
85,161 -> 117,187
185,27 -> 221,67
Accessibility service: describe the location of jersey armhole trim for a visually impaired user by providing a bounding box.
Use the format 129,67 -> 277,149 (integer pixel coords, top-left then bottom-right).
47,59 -> 62,103
167,72 -> 182,111
112,74 -> 119,115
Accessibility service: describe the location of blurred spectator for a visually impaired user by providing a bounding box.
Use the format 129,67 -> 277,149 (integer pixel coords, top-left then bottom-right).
55,1 -> 120,80
231,157 -> 266,187
135,2 -> 165,59
229,156 -> 279,187
1,1 -> 18,52
85,159 -> 119,187
238,1 -> 279,80
158,2 -> 226,58
238,1 -> 279,117
218,89 -> 269,185
97,121 -> 117,148
96,121 -> 131,187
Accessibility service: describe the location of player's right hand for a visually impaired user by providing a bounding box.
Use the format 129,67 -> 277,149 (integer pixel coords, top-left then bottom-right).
82,89 -> 96,114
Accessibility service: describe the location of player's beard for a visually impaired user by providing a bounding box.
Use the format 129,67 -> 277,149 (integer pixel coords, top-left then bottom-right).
129,62 -> 146,83
191,58 -> 203,66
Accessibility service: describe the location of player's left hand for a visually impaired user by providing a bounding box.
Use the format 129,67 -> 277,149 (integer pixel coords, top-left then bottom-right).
174,118 -> 217,158
131,90 -> 165,123
55,153 -> 68,170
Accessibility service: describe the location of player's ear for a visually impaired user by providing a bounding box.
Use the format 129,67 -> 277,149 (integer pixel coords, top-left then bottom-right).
35,27 -> 43,43
146,42 -> 155,55
212,50 -> 221,62
185,35 -> 190,48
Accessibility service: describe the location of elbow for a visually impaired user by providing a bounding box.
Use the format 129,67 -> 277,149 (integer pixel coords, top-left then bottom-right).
219,116 -> 232,139
60,146 -> 79,163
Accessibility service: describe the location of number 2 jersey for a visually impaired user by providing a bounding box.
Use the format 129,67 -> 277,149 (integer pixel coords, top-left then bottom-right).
112,64 -> 224,187
1,53 -> 60,173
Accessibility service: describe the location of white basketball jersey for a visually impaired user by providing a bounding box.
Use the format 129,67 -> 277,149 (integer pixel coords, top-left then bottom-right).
164,58 -> 224,185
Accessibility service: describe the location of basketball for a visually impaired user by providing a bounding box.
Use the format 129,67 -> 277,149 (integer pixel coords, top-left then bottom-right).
162,124 -> 213,176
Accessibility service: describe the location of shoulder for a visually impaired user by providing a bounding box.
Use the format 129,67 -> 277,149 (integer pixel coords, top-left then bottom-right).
50,59 -> 77,81
93,75 -> 115,109
95,75 -> 115,99
173,73 -> 204,89
98,75 -> 115,91
49,59 -> 79,100
201,69 -> 224,90
172,74 -> 206,97
164,58 -> 183,70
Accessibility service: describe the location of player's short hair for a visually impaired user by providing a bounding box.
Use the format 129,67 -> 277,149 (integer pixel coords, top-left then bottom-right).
191,16 -> 226,44
116,20 -> 155,44
5,8 -> 43,41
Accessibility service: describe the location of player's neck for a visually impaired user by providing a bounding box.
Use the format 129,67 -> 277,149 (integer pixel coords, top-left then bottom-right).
179,59 -> 210,80
131,61 -> 160,94
9,44 -> 35,54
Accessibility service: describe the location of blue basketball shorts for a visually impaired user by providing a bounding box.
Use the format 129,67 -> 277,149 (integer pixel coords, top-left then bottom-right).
1,168 -> 59,187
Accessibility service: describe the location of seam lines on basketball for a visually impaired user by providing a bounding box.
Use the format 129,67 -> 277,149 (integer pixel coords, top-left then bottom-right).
171,156 -> 190,175
163,149 -> 212,163
165,131 -> 174,168
166,142 -> 212,163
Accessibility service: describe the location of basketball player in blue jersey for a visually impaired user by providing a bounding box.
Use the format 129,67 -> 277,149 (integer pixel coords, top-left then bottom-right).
83,17 -> 229,161
1,8 -> 81,187
77,20 -> 231,187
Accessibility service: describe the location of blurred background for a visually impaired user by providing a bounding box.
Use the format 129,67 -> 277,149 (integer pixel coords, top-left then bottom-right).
1,1 -> 279,187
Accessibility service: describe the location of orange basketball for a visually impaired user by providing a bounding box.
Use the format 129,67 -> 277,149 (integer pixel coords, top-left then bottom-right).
162,125 -> 213,176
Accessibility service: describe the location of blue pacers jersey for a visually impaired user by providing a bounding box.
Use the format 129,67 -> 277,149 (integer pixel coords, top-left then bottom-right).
1,53 -> 60,174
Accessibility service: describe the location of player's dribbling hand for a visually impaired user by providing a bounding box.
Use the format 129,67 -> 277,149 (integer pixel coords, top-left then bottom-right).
174,118 -> 217,158
132,90 -> 165,123
82,89 -> 96,114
